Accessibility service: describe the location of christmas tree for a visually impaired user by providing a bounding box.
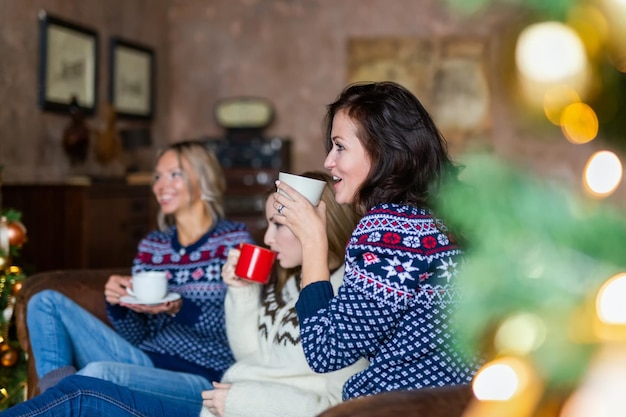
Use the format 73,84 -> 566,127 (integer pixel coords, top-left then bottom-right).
0,167 -> 28,409
438,153 -> 626,416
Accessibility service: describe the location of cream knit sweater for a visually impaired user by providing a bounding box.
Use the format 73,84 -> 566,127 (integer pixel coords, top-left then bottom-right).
200,267 -> 368,417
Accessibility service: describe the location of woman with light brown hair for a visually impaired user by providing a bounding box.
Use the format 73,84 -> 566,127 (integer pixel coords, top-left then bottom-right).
201,171 -> 367,417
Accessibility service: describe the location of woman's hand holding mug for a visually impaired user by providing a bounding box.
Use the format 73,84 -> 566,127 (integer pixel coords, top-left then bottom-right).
221,248 -> 250,288
104,274 -> 132,305
222,245 -> 276,287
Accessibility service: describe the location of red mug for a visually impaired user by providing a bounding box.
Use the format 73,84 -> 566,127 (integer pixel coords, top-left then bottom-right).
235,243 -> 277,284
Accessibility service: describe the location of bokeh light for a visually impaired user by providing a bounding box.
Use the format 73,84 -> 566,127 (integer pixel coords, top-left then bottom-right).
596,273 -> 626,324
494,313 -> 547,355
473,362 -> 519,401
583,150 -> 623,196
543,84 -> 581,125
516,22 -> 587,84
472,357 -> 536,402
561,102 -> 598,144
567,5 -> 609,59
560,344 -> 626,417
598,0 -> 626,72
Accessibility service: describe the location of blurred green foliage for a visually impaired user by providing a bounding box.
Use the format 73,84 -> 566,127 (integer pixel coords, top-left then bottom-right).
438,153 -> 626,387
443,0 -> 574,20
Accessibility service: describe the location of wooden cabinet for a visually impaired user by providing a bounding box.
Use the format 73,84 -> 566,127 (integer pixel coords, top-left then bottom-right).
2,183 -> 158,272
2,137 -> 291,270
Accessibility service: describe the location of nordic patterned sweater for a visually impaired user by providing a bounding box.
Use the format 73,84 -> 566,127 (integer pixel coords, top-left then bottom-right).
200,268 -> 368,417
107,219 -> 253,382
295,203 -> 478,400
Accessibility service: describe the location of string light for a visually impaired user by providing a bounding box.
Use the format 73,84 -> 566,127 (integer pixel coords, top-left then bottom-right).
560,102 -> 598,144
583,151 -> 623,197
516,22 -> 587,84
463,356 -> 543,417
560,272 -> 626,416
494,313 -> 547,355
596,273 -> 626,325
543,84 -> 581,126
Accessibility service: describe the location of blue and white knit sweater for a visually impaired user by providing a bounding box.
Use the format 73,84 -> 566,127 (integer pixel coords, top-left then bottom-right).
107,219 -> 253,381
295,203 -> 478,400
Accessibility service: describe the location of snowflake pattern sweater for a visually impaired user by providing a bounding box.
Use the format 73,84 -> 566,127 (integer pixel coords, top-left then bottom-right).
199,268 -> 368,417
107,219 -> 253,381
295,203 -> 479,399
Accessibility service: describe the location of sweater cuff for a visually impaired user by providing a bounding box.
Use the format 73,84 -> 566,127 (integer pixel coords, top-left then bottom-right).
171,295 -> 200,324
295,281 -> 334,320
227,283 -> 262,301
106,300 -> 129,320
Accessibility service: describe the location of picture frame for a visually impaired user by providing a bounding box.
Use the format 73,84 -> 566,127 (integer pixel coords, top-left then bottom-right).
109,37 -> 155,119
38,10 -> 99,115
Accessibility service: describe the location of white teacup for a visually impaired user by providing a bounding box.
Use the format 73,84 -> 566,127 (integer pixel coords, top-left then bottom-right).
278,172 -> 326,206
127,271 -> 168,303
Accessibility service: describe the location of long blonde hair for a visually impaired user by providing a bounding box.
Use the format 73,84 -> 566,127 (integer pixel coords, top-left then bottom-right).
155,140 -> 226,231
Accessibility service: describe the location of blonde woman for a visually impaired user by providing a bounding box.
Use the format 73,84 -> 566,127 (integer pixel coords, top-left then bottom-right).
26,141 -> 253,402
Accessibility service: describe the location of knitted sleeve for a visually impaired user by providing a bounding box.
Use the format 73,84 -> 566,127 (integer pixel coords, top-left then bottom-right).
105,305 -> 153,345
297,204 -> 463,373
224,284 -> 262,360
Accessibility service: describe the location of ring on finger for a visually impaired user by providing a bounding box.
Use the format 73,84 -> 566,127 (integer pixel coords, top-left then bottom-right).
278,204 -> 284,215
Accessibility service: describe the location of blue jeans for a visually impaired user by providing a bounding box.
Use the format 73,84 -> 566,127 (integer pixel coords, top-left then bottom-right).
27,290 -> 154,377
28,290 -> 212,405
0,375 -> 201,417
79,362 -> 212,406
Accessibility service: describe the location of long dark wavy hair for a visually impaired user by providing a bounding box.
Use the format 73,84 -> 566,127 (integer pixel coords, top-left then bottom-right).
324,81 -> 462,216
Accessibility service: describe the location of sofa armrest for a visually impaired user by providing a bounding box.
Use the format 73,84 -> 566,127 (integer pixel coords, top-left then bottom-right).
317,384 -> 473,417
15,268 -> 129,398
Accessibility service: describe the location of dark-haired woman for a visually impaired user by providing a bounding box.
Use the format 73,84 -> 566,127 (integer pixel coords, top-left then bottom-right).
273,81 -> 480,400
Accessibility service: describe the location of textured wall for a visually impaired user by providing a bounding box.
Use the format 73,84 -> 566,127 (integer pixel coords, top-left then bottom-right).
0,0 -> 169,182
167,0 -> 498,170
165,0 -> 624,207
1,0 -> 624,206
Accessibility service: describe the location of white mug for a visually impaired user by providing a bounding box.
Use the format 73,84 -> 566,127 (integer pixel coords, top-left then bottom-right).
127,271 -> 168,303
278,172 -> 326,206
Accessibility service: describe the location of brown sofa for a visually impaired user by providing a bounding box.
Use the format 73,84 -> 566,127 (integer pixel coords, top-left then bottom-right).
15,268 -> 474,416
15,268 -> 128,398
318,384 -> 473,417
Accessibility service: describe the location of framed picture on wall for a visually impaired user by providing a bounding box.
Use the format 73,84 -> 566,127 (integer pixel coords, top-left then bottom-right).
109,37 -> 155,119
38,10 -> 99,115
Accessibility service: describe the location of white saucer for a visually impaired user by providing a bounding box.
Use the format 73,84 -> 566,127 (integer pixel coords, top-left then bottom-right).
120,292 -> 181,305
